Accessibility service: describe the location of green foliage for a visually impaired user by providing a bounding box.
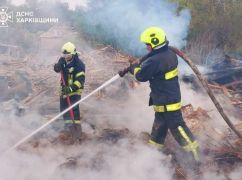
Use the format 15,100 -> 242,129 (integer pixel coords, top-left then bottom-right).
171,0 -> 242,52
2,0 -> 241,57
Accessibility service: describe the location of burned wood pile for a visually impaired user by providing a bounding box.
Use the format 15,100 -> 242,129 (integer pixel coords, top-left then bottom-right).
0,54 -> 59,116
179,104 -> 242,179
1,45 -> 241,179
23,103 -> 241,180
206,55 -> 242,109
81,45 -> 133,94
182,54 -> 242,115
0,45 -> 134,115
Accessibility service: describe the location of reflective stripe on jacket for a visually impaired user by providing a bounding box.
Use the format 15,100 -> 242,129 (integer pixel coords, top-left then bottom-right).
130,45 -> 181,106
60,54 -> 85,97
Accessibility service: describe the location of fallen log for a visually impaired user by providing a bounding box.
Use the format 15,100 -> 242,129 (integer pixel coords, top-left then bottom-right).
170,46 -> 242,140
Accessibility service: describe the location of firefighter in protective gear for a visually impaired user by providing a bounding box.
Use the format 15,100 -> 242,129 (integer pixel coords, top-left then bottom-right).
119,27 -> 199,161
54,42 -> 85,142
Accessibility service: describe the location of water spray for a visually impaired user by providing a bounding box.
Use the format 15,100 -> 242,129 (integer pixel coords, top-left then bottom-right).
6,74 -> 120,153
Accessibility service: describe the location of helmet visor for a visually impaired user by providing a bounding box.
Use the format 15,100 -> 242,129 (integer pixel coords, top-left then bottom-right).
62,49 -> 71,54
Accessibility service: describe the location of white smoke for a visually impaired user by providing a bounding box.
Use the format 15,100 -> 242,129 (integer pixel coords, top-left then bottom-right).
10,0 -> 25,6
2,0 -> 241,180
80,0 -> 191,56
84,82 -> 153,133
9,0 -> 190,56
10,0 -> 88,9
1,138 -> 173,180
59,0 -> 88,9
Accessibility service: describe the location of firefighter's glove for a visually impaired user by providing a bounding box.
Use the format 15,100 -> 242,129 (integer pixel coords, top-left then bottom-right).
128,63 -> 140,75
118,66 -> 131,77
54,57 -> 65,73
54,63 -> 61,73
62,86 -> 73,95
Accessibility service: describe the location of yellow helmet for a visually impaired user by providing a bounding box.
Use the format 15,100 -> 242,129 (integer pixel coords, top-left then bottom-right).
140,27 -> 167,48
61,42 -> 76,55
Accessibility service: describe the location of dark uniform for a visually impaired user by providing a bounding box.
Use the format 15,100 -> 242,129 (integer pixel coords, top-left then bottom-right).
130,44 -> 199,161
54,54 -> 85,140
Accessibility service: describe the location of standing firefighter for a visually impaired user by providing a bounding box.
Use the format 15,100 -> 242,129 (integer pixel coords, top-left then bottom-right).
54,42 -> 85,142
119,27 -> 199,161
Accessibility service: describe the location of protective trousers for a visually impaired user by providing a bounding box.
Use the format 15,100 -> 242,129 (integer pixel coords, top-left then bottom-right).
60,95 -> 82,140
149,110 -> 199,161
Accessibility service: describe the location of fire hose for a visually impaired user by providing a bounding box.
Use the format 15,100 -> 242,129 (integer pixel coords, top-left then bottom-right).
6,74 -> 120,153
169,46 -> 242,140
119,47 -> 242,139
5,47 -> 241,153
60,70 -> 76,125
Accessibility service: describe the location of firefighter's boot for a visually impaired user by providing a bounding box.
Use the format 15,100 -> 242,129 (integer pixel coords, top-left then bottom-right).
178,126 -> 200,161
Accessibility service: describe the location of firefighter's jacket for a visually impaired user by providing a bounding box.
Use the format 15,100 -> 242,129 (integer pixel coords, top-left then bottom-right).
130,45 -> 181,106
59,55 -> 85,97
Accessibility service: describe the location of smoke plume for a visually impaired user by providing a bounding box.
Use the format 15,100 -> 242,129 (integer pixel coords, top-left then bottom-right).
10,0 -> 88,9
1,1 -> 240,180
79,0 -> 190,56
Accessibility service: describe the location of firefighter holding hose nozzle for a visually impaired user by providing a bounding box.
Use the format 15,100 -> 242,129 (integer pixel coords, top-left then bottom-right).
119,27 -> 200,161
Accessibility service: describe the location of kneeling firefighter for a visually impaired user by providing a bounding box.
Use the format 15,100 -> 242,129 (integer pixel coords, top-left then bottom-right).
54,42 -> 85,141
119,27 -> 199,161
